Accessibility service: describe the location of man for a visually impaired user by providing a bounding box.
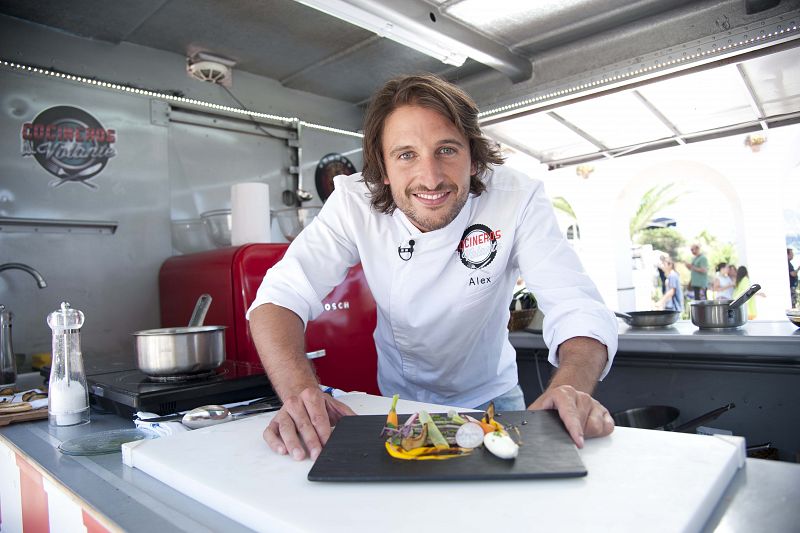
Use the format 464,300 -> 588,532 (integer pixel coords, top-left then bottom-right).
789,248 -> 798,308
247,74 -> 618,461
684,244 -> 709,301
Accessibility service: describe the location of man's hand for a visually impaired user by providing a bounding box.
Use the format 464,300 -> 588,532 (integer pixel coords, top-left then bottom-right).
528,336 -> 614,447
249,304 -> 356,460
528,385 -> 614,448
263,387 -> 355,460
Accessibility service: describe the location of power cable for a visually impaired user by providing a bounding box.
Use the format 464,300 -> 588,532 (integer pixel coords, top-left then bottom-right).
220,85 -> 282,139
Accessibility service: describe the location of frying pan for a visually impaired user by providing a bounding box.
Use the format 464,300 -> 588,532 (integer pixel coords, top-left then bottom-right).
615,310 -> 680,328
314,153 -> 356,202
613,403 -> 735,433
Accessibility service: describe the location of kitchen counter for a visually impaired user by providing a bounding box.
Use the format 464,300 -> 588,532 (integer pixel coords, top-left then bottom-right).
512,319 -> 800,462
0,412 -> 253,532
510,320 -> 800,361
2,401 -> 800,532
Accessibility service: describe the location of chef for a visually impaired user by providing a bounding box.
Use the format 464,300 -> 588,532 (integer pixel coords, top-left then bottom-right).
247,73 -> 618,461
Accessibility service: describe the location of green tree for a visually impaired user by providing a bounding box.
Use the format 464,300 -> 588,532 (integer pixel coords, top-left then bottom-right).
636,227 -> 685,259
629,183 -> 684,239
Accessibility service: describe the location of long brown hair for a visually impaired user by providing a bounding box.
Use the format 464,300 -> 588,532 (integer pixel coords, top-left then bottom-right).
361,73 -> 504,214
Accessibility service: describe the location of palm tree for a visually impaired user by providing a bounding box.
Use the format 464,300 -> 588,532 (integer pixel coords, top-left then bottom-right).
552,196 -> 577,220
629,183 -> 684,239
552,196 -> 580,240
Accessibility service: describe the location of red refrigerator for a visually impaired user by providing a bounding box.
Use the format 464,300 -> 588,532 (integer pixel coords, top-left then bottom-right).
158,244 -> 379,395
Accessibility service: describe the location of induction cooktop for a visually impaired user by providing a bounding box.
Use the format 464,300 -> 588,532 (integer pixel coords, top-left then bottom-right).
86,360 -> 276,418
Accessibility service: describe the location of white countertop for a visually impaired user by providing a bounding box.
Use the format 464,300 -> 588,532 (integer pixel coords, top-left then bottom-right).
2,395 -> 799,532
124,393 -> 749,533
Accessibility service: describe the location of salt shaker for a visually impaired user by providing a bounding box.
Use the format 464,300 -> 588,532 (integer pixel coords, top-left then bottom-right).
47,302 -> 90,426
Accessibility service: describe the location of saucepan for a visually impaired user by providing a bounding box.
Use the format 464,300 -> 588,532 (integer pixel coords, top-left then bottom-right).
133,294 -> 226,376
690,284 -> 761,330
615,310 -> 680,328
613,403 -> 735,433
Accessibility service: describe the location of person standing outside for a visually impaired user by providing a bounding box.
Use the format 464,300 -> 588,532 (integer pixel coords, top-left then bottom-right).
655,257 -> 683,312
247,74 -> 618,461
713,262 -> 734,300
789,248 -> 798,308
685,244 -> 709,301
734,266 -> 757,319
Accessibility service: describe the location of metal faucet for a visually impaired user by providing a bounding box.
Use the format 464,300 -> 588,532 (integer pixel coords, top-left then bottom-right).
0,263 -> 48,288
0,263 -> 48,386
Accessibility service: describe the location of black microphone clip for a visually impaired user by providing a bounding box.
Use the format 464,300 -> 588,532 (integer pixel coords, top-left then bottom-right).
398,239 -> 415,261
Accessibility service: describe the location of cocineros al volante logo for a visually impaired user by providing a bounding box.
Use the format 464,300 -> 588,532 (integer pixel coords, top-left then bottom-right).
456,223 -> 501,269
21,106 -> 116,187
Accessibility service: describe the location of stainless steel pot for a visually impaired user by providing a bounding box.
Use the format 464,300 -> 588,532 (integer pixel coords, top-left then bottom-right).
134,325 -> 226,376
615,310 -> 680,328
133,294 -> 226,376
690,284 -> 760,329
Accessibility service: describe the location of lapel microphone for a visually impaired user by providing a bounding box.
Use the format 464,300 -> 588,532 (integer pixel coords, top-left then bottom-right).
398,239 -> 415,261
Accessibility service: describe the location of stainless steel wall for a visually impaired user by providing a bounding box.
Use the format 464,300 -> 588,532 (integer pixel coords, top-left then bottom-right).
1,78 -> 362,367
0,12 -> 364,367
1,71 -> 172,361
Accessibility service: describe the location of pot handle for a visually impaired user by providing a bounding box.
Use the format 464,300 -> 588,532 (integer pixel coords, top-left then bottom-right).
674,402 -> 735,433
614,311 -> 633,325
188,293 -> 213,327
728,284 -> 760,311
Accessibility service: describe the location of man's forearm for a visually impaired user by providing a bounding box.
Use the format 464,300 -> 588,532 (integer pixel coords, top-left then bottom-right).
549,336 -> 609,394
248,303 -> 319,400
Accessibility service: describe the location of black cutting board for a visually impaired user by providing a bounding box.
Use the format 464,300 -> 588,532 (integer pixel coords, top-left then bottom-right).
308,410 -> 586,482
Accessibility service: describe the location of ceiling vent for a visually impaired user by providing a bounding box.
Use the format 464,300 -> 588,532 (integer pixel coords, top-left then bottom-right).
186,52 -> 236,87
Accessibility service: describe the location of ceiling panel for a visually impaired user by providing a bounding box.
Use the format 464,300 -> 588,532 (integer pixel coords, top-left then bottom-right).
741,45 -> 800,117
0,0 -> 165,43
1,0 -> 798,163
126,0 -> 374,82
282,39 -> 453,104
483,114 -> 599,162
443,0 -> 696,52
482,46 -> 800,167
636,65 -> 759,133
554,91 -> 675,148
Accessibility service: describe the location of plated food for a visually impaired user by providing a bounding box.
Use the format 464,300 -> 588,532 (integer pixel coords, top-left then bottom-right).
380,395 -> 521,461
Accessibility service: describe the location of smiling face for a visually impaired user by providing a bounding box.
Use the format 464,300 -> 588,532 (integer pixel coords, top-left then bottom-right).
381,105 -> 475,232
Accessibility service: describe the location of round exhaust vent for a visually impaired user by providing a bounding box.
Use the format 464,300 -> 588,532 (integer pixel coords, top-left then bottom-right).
186,53 -> 236,86
187,60 -> 231,84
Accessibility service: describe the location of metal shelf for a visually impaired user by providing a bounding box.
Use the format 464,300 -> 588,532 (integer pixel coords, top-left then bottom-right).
0,217 -> 118,235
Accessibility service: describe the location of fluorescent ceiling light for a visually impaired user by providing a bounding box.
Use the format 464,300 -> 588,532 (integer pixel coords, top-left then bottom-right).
293,0 -> 468,66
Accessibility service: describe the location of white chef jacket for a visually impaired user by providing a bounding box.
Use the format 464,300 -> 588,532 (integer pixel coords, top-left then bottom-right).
247,165 -> 618,408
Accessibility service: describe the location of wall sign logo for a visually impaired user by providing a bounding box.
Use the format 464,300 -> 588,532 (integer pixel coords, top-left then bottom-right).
20,106 -> 116,188
456,223 -> 501,269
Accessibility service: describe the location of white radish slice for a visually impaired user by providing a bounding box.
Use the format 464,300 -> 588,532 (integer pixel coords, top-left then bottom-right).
455,421 -> 484,448
484,431 -> 519,459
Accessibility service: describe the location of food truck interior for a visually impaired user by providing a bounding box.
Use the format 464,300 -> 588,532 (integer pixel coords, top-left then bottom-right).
1,0 -> 799,459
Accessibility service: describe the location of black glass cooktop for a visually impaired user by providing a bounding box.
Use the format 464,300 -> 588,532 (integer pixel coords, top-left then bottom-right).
85,360 -> 276,418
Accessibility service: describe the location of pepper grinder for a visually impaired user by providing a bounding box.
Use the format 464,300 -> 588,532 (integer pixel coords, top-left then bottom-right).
0,305 -> 16,388
47,302 -> 90,426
